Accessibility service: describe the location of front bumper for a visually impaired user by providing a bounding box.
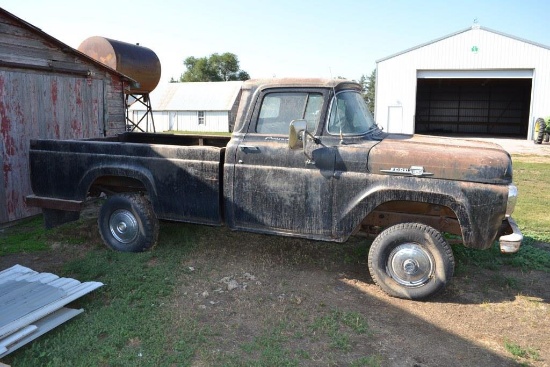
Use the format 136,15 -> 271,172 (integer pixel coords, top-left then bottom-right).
498,217 -> 523,254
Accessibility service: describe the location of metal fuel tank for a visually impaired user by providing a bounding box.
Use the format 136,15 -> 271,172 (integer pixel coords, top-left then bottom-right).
78,36 -> 161,94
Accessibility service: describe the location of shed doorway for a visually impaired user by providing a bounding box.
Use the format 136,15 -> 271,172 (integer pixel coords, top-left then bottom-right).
415,77 -> 532,138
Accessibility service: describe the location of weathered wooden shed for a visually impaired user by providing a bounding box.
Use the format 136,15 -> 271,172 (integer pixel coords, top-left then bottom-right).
0,8 -> 133,224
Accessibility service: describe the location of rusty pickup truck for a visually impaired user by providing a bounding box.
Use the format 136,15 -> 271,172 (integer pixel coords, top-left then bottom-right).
26,78 -> 523,300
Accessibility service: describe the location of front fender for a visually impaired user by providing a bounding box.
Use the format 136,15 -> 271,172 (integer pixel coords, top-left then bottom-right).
333,175 -> 507,249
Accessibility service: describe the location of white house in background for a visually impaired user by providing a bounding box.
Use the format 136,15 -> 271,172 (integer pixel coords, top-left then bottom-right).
375,25 -> 550,139
129,81 -> 243,132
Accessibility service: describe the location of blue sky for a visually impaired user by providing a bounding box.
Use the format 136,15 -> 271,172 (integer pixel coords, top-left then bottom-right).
3,0 -> 549,83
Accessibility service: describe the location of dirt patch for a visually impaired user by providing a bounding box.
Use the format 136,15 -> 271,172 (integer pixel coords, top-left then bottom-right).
169,227 -> 549,367
0,202 -> 102,273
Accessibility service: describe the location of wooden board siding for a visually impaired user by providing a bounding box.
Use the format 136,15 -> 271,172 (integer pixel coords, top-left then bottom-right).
0,70 -> 107,221
0,9 -> 127,223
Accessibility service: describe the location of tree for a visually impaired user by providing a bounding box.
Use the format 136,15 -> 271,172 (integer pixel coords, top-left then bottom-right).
360,69 -> 376,115
180,52 -> 250,82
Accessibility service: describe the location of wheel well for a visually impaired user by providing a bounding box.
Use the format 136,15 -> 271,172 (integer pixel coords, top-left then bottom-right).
358,200 -> 462,238
89,175 -> 147,196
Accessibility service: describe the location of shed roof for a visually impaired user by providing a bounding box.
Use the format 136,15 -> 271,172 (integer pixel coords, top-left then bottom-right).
130,81 -> 243,111
0,7 -> 135,84
377,25 -> 550,63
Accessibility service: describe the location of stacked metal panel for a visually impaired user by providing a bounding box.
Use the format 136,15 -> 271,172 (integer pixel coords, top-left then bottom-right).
0,265 -> 103,358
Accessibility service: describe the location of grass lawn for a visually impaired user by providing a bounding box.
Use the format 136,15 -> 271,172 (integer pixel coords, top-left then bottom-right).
1,155 -> 549,366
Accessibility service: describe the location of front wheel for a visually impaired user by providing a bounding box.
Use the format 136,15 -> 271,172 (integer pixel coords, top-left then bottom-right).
368,223 -> 454,300
98,193 -> 159,252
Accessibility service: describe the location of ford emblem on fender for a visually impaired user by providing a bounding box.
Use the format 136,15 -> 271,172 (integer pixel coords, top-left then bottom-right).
380,166 -> 434,177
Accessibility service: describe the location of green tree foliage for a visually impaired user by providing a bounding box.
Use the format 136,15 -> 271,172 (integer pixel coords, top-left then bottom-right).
180,52 -> 250,82
359,69 -> 376,115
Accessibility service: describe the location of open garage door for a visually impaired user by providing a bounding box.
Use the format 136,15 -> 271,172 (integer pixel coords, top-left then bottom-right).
415,70 -> 532,138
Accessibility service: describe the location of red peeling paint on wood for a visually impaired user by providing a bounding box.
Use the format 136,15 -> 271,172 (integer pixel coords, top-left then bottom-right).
51,78 -> 58,105
0,75 -> 10,138
7,189 -> 18,216
75,79 -> 82,106
3,135 -> 16,156
3,162 -> 12,183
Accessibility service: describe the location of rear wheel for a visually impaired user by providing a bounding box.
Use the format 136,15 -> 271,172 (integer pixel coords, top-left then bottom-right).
98,193 -> 159,252
534,118 -> 546,144
368,223 -> 454,300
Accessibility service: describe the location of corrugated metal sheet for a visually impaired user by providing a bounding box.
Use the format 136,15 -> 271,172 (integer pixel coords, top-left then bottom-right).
0,264 -> 103,358
375,25 -> 550,138
130,81 -> 243,111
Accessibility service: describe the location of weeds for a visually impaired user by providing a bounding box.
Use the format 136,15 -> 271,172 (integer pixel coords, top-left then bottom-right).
1,209 -> 97,255
350,355 -> 383,367
504,340 -> 540,361
0,216 -> 49,254
310,310 -> 371,351
452,238 -> 550,273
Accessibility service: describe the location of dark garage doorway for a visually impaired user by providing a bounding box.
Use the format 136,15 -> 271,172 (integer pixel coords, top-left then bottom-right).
415,78 -> 532,138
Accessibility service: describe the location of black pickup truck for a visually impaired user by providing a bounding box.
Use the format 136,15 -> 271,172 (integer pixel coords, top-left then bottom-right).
26,78 -> 522,300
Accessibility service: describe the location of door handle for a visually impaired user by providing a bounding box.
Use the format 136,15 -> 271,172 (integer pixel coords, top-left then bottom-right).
239,145 -> 260,152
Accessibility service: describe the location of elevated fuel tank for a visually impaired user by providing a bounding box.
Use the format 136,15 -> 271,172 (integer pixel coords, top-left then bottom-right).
78,36 -> 161,94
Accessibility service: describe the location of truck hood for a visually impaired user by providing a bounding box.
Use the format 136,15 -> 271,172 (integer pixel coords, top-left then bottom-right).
367,134 -> 513,184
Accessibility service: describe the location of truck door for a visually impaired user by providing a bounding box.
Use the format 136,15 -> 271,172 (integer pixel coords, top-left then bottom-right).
231,90 -> 335,237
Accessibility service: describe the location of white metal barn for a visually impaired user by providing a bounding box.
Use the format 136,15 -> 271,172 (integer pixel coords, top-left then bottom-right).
129,81 -> 243,132
375,25 -> 550,139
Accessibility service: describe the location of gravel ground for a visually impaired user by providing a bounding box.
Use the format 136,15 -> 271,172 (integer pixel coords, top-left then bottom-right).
462,137 -> 550,156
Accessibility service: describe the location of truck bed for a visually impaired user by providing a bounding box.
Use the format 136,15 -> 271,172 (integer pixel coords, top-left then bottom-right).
28,132 -> 231,226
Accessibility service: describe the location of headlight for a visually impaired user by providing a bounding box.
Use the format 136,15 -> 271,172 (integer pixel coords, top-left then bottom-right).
506,184 -> 518,217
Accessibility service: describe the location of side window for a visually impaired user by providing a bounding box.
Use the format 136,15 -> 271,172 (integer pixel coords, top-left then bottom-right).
256,92 -> 324,134
327,91 -> 373,135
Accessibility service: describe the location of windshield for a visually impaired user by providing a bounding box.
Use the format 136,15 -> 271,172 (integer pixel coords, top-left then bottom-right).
327,91 -> 376,135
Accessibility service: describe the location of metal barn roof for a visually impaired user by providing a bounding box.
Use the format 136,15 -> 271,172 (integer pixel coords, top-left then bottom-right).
0,265 -> 103,358
130,81 -> 243,111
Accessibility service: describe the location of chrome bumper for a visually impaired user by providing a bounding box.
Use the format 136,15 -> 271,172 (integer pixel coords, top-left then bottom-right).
499,217 -> 523,254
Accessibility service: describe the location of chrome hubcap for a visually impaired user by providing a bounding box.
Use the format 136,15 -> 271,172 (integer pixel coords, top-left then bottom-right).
109,209 -> 138,243
387,243 -> 434,287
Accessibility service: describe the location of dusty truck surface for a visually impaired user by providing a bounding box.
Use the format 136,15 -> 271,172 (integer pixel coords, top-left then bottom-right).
26,78 -> 523,300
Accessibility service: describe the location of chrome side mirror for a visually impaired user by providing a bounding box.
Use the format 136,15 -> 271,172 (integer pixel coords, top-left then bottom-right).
289,119 -> 307,149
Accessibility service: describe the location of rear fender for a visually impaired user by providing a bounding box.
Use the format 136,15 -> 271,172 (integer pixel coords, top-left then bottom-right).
78,165 -> 158,210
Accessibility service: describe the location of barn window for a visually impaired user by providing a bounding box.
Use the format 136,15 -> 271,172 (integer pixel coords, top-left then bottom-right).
198,111 -> 205,125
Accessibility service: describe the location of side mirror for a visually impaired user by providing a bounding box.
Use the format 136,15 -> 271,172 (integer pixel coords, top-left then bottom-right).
289,119 -> 307,149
